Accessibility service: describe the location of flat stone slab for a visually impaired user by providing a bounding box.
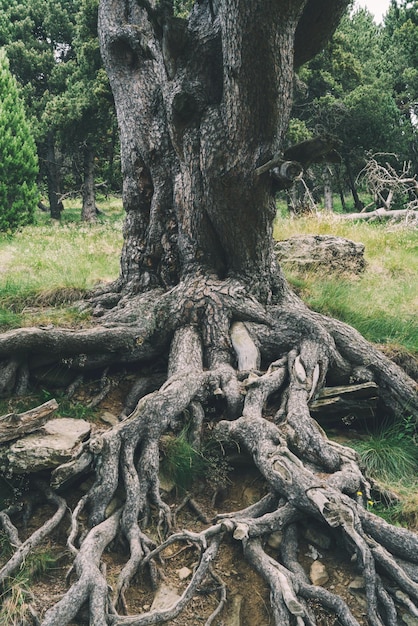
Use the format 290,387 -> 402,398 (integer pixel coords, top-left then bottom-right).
0,418 -> 91,474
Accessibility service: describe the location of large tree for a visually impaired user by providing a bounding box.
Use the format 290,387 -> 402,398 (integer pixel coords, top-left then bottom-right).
0,2 -> 418,625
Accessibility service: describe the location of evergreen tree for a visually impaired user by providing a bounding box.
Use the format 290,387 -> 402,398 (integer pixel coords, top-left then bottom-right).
45,0 -> 119,221
0,0 -> 79,218
384,0 -> 418,173
290,6 -> 411,210
0,49 -> 38,231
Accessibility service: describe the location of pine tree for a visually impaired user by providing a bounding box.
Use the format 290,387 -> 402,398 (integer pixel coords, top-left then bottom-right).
0,49 -> 39,231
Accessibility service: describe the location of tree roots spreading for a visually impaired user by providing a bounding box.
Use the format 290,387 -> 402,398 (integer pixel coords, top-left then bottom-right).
0,276 -> 417,626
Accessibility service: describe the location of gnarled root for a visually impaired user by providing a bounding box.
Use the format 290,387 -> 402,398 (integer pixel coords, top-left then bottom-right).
0,277 -> 417,625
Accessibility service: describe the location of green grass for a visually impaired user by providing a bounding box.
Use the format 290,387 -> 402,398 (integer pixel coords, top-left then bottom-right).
160,429 -> 207,491
346,417 -> 418,528
0,536 -> 57,626
0,196 -> 123,329
274,216 -> 418,353
0,390 -> 99,427
349,419 -> 418,484
159,427 -> 233,493
1,198 -> 416,355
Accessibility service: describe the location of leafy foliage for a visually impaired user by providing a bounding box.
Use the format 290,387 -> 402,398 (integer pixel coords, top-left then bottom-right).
0,0 -> 78,139
45,0 -> 118,179
288,4 -> 416,211
0,50 -> 38,231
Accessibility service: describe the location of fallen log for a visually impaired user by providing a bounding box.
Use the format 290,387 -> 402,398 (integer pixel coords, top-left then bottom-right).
310,381 -> 378,426
0,399 -> 58,444
341,208 -> 417,222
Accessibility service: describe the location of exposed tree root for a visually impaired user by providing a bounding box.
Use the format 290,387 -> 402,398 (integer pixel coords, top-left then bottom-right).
0,482 -> 67,583
0,277 -> 417,625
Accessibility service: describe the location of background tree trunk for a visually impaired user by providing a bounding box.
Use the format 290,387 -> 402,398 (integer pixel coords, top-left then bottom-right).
323,166 -> 333,211
81,143 -> 97,222
45,131 -> 63,220
345,156 -> 363,211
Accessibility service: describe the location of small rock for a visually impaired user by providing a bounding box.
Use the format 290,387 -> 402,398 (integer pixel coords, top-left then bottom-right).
309,560 -> 329,586
267,531 -> 283,549
305,545 -> 321,561
159,473 -> 175,493
142,605 -> 150,611
177,566 -> 192,580
100,411 -> 118,426
348,576 -> 365,591
105,497 -> 122,518
353,594 -> 368,610
242,485 -> 261,506
151,584 -> 181,611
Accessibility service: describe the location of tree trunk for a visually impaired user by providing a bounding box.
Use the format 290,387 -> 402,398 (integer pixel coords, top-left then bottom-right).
345,157 -> 363,211
45,131 -> 63,220
81,143 -> 97,222
336,165 -> 347,211
323,166 -> 333,211
1,2 -> 418,626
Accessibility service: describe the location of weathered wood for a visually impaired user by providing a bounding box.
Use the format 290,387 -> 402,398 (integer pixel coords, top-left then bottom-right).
342,208 -> 417,222
310,382 -> 378,424
50,450 -> 94,490
0,399 -> 58,444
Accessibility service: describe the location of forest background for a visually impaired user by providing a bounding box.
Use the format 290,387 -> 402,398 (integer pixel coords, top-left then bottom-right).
1,0 -> 418,223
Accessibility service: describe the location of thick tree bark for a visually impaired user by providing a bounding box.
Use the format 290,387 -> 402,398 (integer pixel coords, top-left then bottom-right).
1,2 -> 418,626
98,0 -> 350,298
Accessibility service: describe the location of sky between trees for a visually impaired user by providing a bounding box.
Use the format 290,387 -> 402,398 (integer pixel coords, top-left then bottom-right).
358,0 -> 391,22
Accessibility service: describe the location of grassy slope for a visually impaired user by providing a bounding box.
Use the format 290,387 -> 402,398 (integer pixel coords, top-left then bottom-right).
0,197 -> 123,328
1,198 -> 417,354
274,215 -> 418,354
